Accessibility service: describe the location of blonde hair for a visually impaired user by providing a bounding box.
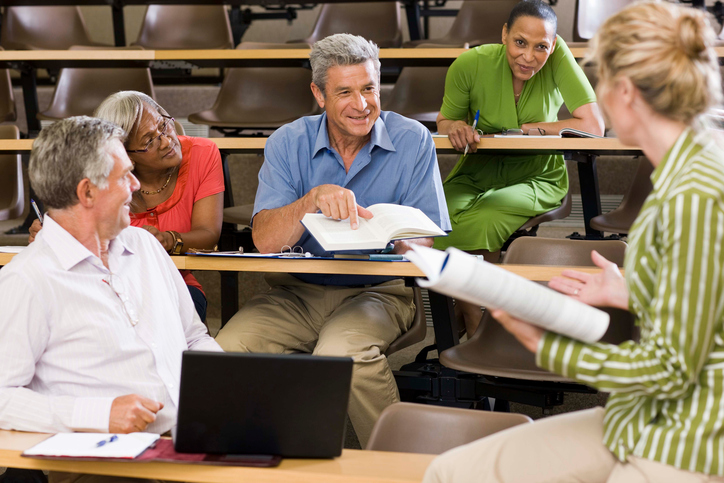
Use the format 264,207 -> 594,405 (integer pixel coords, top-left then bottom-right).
585,1 -> 721,124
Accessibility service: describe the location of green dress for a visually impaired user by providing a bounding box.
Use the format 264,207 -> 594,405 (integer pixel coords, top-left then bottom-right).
434,36 -> 596,252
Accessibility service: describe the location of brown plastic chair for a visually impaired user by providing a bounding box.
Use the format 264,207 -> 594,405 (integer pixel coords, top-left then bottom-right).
132,5 -> 233,50
590,158 -> 653,235
383,43 -> 462,130
188,42 -> 317,135
290,2 -> 403,48
0,125 -> 24,221
0,7 -> 108,50
37,47 -> 155,121
386,287 -> 427,357
366,402 -> 532,453
0,48 -> 17,124
405,0 -> 519,48
573,0 -> 634,42
440,237 -> 636,383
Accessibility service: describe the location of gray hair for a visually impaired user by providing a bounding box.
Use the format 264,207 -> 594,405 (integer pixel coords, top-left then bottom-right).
310,33 -> 381,96
94,91 -> 167,144
29,116 -> 125,210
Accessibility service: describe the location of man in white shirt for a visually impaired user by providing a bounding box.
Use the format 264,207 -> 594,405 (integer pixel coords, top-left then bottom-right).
0,117 -> 222,483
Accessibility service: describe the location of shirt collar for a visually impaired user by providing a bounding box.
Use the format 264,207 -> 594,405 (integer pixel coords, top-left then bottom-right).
650,127 -> 695,188
40,215 -> 135,272
312,112 -> 397,157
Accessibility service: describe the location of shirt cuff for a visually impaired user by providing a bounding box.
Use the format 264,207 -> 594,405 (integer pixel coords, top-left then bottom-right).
536,331 -> 586,380
71,397 -> 115,432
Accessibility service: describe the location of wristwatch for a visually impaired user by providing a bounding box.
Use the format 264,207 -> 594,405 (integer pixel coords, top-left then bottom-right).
166,230 -> 184,255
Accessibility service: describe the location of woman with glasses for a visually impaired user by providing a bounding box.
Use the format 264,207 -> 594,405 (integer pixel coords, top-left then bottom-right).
435,0 -> 605,335
425,2 -> 724,481
31,91 -> 224,321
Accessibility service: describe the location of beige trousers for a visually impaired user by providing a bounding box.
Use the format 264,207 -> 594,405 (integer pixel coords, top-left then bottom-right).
423,407 -> 724,483
215,273 -> 414,447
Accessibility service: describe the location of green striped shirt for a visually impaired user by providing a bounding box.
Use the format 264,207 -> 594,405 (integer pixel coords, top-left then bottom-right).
537,128 -> 724,475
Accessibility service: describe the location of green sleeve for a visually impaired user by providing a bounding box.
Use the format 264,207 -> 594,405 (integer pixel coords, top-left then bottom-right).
537,189 -> 724,399
439,49 -> 478,122
549,37 -> 597,114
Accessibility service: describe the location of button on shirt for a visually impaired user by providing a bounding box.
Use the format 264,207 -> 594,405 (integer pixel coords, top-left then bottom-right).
0,217 -> 221,434
253,111 -> 451,285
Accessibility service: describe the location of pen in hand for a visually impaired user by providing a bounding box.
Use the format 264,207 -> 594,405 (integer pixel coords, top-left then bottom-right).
463,109 -> 480,156
30,199 -> 43,225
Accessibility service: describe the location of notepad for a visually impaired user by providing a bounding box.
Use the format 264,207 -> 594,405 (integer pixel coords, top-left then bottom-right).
23,433 -> 160,459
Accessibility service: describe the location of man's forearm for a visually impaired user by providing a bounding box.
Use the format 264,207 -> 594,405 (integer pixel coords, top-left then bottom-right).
252,194 -> 316,253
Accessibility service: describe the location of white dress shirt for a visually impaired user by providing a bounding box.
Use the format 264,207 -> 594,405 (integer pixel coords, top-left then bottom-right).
0,216 -> 222,434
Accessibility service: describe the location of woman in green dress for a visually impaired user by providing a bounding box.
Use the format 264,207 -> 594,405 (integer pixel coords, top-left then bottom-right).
436,0 -> 605,334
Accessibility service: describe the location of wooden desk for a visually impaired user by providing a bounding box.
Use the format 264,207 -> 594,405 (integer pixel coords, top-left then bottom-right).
0,430 -> 434,483
0,136 -> 643,239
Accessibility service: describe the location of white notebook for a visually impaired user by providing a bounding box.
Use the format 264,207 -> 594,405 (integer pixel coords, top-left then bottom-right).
23,433 -> 160,459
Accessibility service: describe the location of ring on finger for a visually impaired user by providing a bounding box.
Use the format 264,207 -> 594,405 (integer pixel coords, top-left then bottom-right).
573,289 -> 580,296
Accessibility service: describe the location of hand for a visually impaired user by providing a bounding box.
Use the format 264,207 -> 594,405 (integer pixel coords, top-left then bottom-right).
391,237 -> 434,254
548,250 -> 629,310
109,394 -> 164,433
309,184 -> 373,229
143,225 -> 173,252
28,219 -> 42,244
447,120 -> 480,153
491,309 -> 544,353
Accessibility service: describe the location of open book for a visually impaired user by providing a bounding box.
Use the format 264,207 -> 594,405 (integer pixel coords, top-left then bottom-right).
301,203 -> 447,252
405,246 -> 610,343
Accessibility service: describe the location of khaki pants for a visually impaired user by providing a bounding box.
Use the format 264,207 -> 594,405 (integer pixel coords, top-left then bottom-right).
215,274 -> 414,447
423,407 -> 724,483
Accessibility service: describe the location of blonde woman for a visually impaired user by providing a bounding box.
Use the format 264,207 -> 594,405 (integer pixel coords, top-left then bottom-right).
424,2 -> 724,481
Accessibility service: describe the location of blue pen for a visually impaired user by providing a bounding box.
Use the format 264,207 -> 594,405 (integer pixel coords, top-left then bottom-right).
30,199 -> 43,225
463,109 -> 480,156
96,434 -> 119,447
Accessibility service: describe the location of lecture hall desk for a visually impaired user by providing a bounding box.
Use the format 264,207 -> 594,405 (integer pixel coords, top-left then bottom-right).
0,429 -> 435,483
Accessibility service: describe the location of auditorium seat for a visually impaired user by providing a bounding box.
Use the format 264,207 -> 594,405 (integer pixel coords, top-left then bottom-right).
404,0 -> 518,48
132,5 -> 233,50
0,6 -> 108,50
367,402 -> 532,453
37,47 -> 155,121
0,49 -> 17,124
188,42 -> 316,135
289,2 -> 403,48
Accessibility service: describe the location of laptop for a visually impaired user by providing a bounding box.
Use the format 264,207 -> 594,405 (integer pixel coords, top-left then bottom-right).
173,351 -> 353,458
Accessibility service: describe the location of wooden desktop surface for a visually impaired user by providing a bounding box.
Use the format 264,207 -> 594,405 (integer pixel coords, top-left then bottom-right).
0,137 -> 641,155
0,430 -> 434,483
0,252 -> 609,280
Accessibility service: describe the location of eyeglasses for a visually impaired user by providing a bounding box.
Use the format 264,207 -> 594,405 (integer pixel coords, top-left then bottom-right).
102,273 -> 139,327
126,115 -> 175,154
500,127 -> 546,136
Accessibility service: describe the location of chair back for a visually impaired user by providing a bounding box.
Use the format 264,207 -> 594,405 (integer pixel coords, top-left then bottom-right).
133,5 -> 233,49
188,42 -> 317,130
1,6 -> 101,50
383,43 -> 457,129
367,402 -> 532,453
298,2 -> 403,48
38,47 -> 155,121
590,158 -> 653,234
0,125 -> 24,221
573,0 -> 634,42
502,237 -> 627,266
0,48 -> 16,123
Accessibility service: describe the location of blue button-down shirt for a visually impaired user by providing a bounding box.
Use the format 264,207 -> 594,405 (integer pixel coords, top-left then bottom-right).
253,111 -> 451,286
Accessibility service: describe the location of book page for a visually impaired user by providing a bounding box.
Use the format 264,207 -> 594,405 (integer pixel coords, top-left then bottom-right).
406,246 -> 609,343
367,204 -> 446,240
301,214 -> 389,250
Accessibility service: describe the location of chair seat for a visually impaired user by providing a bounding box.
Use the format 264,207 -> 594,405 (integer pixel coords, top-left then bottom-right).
518,191 -> 572,231
223,204 -> 254,226
590,209 -> 639,234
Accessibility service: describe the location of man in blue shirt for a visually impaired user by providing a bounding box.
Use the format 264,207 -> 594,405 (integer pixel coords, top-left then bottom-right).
216,33 -> 450,446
